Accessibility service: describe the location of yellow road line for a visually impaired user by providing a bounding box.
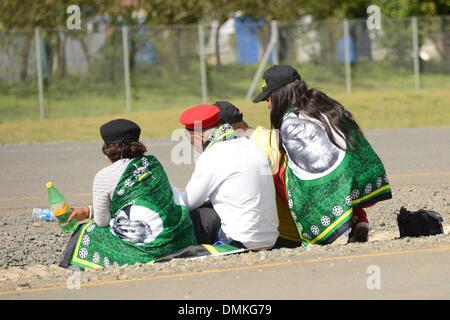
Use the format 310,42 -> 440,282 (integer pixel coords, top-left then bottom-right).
1,244 -> 450,297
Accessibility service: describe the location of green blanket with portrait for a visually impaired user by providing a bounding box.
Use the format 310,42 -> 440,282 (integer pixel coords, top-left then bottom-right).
69,155 -> 197,269
286,135 -> 392,246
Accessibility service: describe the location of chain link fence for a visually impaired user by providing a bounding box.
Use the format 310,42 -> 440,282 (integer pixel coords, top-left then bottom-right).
0,16 -> 449,121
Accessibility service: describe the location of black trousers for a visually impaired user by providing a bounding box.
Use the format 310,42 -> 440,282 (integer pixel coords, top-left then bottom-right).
188,202 -> 245,248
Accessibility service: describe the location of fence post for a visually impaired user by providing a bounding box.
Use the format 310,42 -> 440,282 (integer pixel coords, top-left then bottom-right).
198,24 -> 208,104
122,25 -> 132,112
35,28 -> 45,120
271,20 -> 279,65
343,19 -> 352,93
411,17 -> 421,89
245,20 -> 279,101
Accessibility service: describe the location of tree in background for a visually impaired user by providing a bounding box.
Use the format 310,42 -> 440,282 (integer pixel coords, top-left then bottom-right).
1,0 -> 448,81
0,0 -> 100,81
0,0 -> 57,81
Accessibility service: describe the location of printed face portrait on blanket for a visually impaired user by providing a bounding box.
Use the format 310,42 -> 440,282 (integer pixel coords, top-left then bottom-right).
60,119 -> 197,270
253,65 -> 392,246
280,115 -> 341,175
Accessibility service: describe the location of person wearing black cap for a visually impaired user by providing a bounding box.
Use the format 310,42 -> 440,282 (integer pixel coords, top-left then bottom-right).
252,65 -> 302,104
253,65 -> 392,245
214,100 -> 301,248
213,100 -> 248,133
59,119 -> 197,269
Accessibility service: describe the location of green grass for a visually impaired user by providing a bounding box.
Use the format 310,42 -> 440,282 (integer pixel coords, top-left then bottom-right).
0,61 -> 449,144
0,87 -> 449,144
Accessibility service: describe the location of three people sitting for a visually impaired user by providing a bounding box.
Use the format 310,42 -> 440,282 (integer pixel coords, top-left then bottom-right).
61,64 -> 392,269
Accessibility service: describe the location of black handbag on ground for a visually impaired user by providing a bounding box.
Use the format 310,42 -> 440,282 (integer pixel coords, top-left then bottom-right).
396,207 -> 444,238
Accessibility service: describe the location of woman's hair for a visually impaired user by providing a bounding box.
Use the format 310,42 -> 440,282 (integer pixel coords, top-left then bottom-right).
102,141 -> 147,162
270,79 -> 363,151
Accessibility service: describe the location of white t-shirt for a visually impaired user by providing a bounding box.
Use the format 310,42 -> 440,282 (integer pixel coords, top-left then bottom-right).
179,138 -> 279,249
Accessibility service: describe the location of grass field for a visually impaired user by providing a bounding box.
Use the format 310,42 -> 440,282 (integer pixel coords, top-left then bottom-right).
0,86 -> 449,144
0,62 -> 449,144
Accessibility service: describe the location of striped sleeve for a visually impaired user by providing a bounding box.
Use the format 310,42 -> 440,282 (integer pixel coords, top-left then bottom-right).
92,160 -> 129,227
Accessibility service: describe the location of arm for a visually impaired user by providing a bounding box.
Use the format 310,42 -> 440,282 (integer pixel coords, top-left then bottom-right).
170,183 -> 186,206
179,156 -> 216,211
263,127 -> 281,175
91,170 -> 112,227
68,206 -> 90,222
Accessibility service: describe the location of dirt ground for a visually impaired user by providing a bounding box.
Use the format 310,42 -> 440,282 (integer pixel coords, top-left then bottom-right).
0,184 -> 449,293
1,129 -> 449,295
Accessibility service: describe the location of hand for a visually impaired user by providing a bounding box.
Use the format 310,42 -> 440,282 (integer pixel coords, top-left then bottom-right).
68,207 -> 90,222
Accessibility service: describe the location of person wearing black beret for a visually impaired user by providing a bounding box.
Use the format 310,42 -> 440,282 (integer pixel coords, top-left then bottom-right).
59,119 -> 197,269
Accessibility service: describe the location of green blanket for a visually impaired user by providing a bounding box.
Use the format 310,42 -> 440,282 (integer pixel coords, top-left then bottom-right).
285,129 -> 392,246
69,155 -> 197,269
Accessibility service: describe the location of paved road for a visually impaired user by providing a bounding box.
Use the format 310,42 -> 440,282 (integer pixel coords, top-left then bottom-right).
1,127 -> 450,300
1,128 -> 450,215
3,244 -> 450,299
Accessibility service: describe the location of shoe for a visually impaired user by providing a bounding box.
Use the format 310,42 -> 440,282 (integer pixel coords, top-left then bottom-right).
348,209 -> 369,243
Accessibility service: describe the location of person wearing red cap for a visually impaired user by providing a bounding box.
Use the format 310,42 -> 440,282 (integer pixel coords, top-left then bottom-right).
178,104 -> 279,250
214,100 -> 301,249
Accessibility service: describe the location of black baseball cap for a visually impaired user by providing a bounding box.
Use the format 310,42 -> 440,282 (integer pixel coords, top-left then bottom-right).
100,119 -> 141,144
213,100 -> 243,124
253,65 -> 301,103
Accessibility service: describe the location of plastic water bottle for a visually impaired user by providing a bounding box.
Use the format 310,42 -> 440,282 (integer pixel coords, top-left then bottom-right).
344,227 -> 351,237
31,208 -> 57,222
47,181 -> 78,233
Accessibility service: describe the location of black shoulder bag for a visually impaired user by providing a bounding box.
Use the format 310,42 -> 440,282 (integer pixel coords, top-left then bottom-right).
396,207 -> 444,238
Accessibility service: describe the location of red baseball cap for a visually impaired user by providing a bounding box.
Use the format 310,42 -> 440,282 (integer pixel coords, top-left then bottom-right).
179,104 -> 221,131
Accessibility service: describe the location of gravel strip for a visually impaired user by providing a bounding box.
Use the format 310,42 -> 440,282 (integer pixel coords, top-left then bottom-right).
1,184 -> 449,292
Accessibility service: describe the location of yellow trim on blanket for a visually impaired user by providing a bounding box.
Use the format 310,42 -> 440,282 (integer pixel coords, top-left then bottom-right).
286,170 -> 391,246
71,222 -> 104,270
352,185 -> 391,205
310,208 -> 353,245
72,258 -> 104,270
309,185 -> 391,245
202,244 -> 220,254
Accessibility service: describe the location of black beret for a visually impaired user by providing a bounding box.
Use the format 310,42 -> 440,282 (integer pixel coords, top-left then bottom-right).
100,119 -> 141,144
213,101 -> 243,125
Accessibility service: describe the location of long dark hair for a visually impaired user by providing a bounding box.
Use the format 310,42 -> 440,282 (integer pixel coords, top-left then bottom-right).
102,141 -> 147,162
270,79 -> 363,151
